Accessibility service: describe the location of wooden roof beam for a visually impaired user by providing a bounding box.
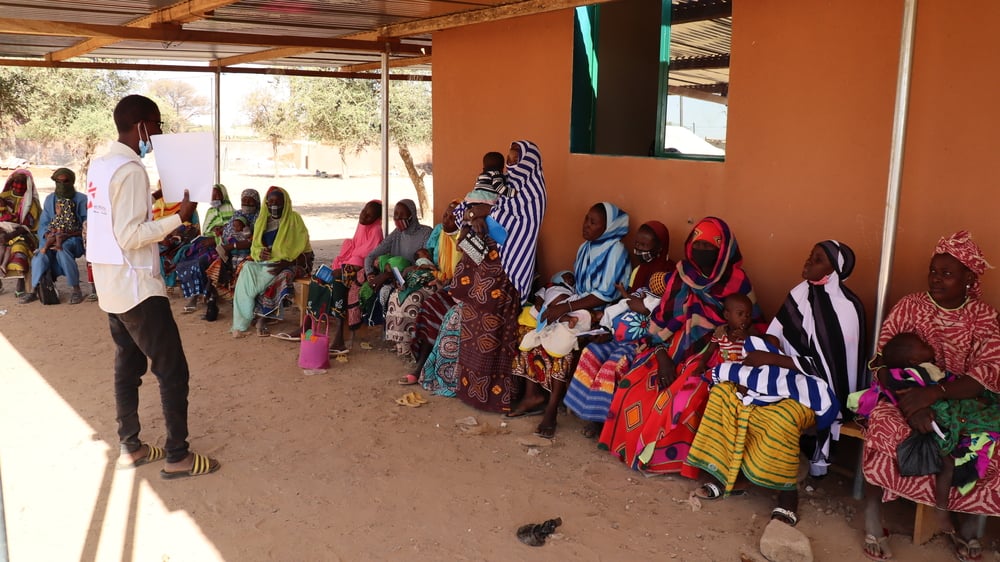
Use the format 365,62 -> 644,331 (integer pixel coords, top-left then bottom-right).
0,18 -> 421,53
667,85 -> 727,105
0,57 -> 431,81
338,55 -> 431,73
47,0 -> 240,62
350,0 -> 620,41
671,0 -> 732,25
669,54 -> 730,71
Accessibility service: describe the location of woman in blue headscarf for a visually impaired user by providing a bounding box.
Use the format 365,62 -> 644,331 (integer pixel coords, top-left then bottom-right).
510,202 -> 631,438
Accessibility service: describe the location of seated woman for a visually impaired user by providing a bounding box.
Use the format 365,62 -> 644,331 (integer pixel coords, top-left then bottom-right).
861,231 -> 1000,562
683,240 -> 865,528
206,189 -> 261,302
600,217 -> 761,474
0,169 -> 41,299
565,220 -> 676,438
386,200 -> 460,362
362,199 -> 432,325
509,202 -> 631,439
176,184 -> 234,312
231,186 -> 312,337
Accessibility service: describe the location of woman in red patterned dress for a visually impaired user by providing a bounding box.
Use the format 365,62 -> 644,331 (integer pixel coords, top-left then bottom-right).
862,231 -> 1000,561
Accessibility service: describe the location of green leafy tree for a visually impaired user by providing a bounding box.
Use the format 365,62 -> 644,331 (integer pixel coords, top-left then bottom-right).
385,79 -> 433,217
0,69 -> 34,149
244,79 -> 299,178
7,68 -> 134,171
293,77 -> 377,179
147,79 -> 209,133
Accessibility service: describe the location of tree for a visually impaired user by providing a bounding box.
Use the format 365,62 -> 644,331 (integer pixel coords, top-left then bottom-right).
294,76 -> 433,216
293,77 -> 377,179
0,69 -> 34,150
244,79 -> 299,178
147,79 -> 209,132
7,67 -> 134,171
385,79 -> 432,218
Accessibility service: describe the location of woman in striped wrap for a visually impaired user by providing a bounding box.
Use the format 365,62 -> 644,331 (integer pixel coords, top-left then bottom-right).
599,217 -> 762,474
683,240 -> 865,528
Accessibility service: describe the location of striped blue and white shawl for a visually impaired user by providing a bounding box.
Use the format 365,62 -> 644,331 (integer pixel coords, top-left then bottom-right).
494,140 -> 547,304
573,202 -> 631,302
711,336 -> 841,429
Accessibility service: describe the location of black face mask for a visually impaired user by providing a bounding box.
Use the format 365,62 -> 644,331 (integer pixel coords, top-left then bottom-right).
690,248 -> 719,275
633,248 -> 658,263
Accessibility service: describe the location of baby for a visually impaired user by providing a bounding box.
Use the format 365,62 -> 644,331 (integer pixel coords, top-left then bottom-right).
698,293 -> 761,374
475,151 -> 515,198
0,198 -> 20,275
399,248 -> 438,292
519,271 -> 592,358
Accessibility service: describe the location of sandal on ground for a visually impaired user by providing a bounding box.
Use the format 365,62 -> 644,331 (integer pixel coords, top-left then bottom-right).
398,373 -> 420,385
950,533 -> 983,562
116,443 -> 166,470
329,348 -> 350,356
68,290 -> 84,305
270,332 -> 299,341
534,424 -> 556,439
504,405 -> 545,418
770,507 -> 799,527
86,292 -> 98,302
17,291 -> 37,304
862,529 -> 893,561
395,392 -> 426,407
160,453 -> 221,480
692,482 -> 748,501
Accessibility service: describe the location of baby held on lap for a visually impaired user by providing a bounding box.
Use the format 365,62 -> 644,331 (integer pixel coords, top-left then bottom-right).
519,271 -> 592,357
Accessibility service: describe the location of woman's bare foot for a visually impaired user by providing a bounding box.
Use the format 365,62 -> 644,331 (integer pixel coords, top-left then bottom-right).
581,421 -> 603,439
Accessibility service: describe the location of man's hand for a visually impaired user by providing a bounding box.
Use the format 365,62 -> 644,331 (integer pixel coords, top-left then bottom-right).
177,190 -> 197,224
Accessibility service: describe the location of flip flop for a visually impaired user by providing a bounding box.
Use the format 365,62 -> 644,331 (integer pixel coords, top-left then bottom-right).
504,407 -> 545,418
116,443 -> 165,470
395,393 -> 422,408
398,373 -> 420,385
950,533 -> 983,562
770,507 -> 799,527
270,332 -> 300,341
692,482 -> 748,500
160,453 -> 221,480
862,529 -> 893,561
533,424 -> 556,439
329,348 -> 350,356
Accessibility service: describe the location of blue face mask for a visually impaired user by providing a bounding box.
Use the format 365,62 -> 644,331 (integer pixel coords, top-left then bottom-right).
137,122 -> 152,159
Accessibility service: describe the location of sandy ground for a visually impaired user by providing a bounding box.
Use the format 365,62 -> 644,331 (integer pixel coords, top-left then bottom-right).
0,171 -> 990,561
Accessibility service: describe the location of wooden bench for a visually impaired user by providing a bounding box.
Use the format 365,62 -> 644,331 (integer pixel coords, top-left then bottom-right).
837,419 -> 936,544
292,277 -> 311,325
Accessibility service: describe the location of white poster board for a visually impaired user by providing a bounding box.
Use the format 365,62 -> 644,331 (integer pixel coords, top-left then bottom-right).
150,132 -> 216,202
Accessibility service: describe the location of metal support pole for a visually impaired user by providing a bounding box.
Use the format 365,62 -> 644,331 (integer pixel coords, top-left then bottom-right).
214,67 -> 222,185
855,0 -> 917,503
871,0 -> 918,361
380,45 -> 391,236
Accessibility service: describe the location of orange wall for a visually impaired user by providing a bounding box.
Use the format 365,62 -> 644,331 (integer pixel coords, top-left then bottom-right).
432,0 -> 1000,331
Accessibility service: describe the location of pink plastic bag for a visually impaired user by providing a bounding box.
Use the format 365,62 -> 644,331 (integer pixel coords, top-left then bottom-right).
298,312 -> 331,370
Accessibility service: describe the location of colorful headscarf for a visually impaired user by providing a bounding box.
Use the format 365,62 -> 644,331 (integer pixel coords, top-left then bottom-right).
650,216 -> 761,363
251,186 -> 311,262
2,169 -> 39,224
203,183 -> 235,235
631,220 -> 675,291
934,230 -> 993,299
817,240 -> 856,280
573,202 -> 631,302
224,188 -> 260,240
691,220 -> 723,248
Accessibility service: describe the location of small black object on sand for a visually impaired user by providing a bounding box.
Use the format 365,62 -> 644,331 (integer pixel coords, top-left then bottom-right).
516,517 -> 562,547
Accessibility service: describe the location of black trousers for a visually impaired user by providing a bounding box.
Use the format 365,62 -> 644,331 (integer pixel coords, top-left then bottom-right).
109,296 -> 190,463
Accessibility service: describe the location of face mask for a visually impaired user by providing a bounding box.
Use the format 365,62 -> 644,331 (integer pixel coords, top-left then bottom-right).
268,205 -> 282,219
54,181 -> 75,198
808,274 -> 831,286
210,199 -> 222,209
633,248 -> 658,263
242,205 -> 255,215
138,122 -> 152,159
690,248 -> 719,275
394,217 -> 410,231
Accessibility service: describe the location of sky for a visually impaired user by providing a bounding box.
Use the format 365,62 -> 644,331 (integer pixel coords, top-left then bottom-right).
144,71 -> 269,132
